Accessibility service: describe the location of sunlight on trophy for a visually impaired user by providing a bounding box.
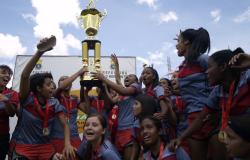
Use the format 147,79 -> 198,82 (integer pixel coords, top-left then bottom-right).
78,0 -> 107,87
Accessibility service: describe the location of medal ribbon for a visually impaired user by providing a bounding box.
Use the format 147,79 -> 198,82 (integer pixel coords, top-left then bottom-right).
148,142 -> 164,160
34,96 -> 49,130
221,81 -> 235,131
62,96 -> 72,120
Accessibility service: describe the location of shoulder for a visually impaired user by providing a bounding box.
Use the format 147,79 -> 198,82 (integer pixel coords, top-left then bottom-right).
162,147 -> 176,158
197,54 -> 209,69
101,140 -> 121,160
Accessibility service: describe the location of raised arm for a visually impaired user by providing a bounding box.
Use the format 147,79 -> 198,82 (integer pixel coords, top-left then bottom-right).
103,82 -> 120,104
19,36 -> 56,101
54,67 -> 88,96
111,54 -> 122,86
229,53 -> 250,69
92,72 -> 136,96
78,86 -> 91,114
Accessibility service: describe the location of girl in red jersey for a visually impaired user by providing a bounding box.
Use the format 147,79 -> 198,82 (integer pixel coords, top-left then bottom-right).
0,65 -> 19,160
50,67 -> 88,154
169,48 -> 250,159
12,36 -> 75,160
141,67 -> 177,141
78,113 -> 121,160
140,116 -> 176,160
169,28 -> 224,160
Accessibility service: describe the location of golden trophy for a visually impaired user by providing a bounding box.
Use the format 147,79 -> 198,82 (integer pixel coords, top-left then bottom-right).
78,0 -> 107,87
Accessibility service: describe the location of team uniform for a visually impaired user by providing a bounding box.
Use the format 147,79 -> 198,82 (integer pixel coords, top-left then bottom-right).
115,83 -> 141,152
77,139 -> 121,160
0,88 -> 18,160
50,95 -> 81,153
11,93 -> 64,160
178,54 -> 214,140
143,85 -> 175,141
206,69 -> 250,123
143,143 -> 176,160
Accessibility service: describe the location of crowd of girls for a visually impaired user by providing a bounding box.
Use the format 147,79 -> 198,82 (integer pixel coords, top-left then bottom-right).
1,27 -> 250,160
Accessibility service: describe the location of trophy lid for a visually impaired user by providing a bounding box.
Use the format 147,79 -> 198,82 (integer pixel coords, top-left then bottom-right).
81,8 -> 101,16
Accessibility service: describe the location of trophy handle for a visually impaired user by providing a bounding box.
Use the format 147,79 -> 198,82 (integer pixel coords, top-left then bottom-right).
99,9 -> 107,22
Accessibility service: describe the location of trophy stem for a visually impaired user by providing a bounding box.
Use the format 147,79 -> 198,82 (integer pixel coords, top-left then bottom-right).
82,42 -> 89,67
94,42 -> 101,71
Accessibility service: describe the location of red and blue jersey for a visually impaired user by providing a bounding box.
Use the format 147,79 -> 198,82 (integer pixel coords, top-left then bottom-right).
178,54 -> 211,114
14,92 -> 64,145
77,139 -> 121,160
117,83 -> 141,130
142,84 -> 165,113
143,85 -> 165,102
0,88 -> 19,136
50,95 -> 80,139
206,69 -> 250,115
143,145 -> 176,160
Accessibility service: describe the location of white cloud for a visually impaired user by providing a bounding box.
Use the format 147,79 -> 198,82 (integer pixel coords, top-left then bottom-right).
159,11 -> 178,23
137,57 -> 149,65
27,0 -> 82,55
136,42 -> 183,77
22,13 -> 36,22
210,9 -> 221,23
137,0 -> 158,10
233,7 -> 250,23
0,33 -> 27,59
64,34 -> 81,50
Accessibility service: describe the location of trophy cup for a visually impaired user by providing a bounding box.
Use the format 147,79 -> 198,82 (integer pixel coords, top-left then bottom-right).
78,0 -> 107,87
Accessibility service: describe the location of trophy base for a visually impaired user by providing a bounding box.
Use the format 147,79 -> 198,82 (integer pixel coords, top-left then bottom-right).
80,79 -> 102,88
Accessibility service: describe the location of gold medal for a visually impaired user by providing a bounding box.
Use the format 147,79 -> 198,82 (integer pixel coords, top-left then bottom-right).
218,130 -> 228,142
43,127 -> 50,136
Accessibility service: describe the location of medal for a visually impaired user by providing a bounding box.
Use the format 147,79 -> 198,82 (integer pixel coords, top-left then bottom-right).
34,96 -> 50,136
43,127 -> 50,136
218,130 -> 228,142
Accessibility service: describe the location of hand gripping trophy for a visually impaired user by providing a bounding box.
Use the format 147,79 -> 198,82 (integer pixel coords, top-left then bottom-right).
78,0 -> 107,87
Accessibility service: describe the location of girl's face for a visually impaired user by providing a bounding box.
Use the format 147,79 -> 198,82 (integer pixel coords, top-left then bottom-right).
0,69 -> 11,87
159,79 -> 169,89
224,126 -> 250,158
133,100 -> 142,117
141,68 -> 155,86
207,58 -> 224,86
84,116 -> 105,142
38,78 -> 54,99
124,74 -> 137,87
140,118 -> 160,146
175,35 -> 189,57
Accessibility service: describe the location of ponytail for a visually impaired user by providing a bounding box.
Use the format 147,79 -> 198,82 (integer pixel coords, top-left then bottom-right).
181,27 -> 210,63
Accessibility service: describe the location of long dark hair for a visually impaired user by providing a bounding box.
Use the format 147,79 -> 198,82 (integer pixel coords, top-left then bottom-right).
83,113 -> 107,160
210,47 -> 244,78
135,94 -> 157,120
144,67 -> 159,88
181,27 -> 210,63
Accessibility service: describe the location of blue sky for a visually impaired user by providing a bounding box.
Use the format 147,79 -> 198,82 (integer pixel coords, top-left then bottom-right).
1,0 -> 250,86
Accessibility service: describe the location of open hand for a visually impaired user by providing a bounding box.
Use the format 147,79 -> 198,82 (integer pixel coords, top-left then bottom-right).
228,53 -> 250,70
91,71 -> 106,81
111,53 -> 119,65
37,35 -> 56,53
62,144 -> 76,160
168,138 -> 182,152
